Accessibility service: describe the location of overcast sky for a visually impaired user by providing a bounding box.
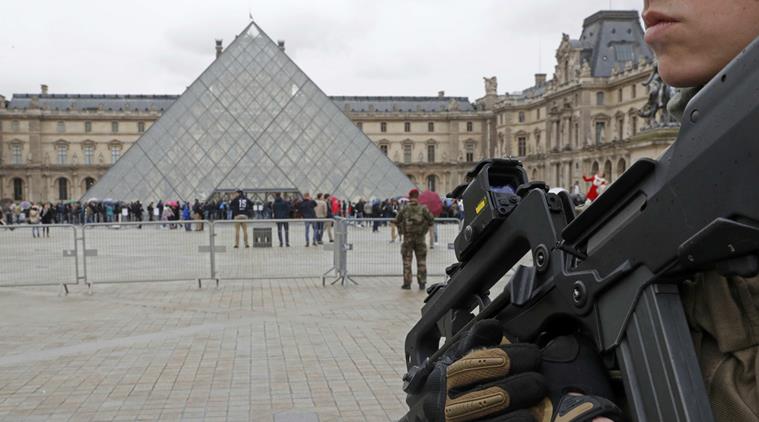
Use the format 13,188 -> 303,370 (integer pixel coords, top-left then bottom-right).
0,0 -> 644,100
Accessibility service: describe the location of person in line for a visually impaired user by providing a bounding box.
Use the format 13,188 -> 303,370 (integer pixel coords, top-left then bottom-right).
298,192 -> 317,247
28,205 -> 41,238
40,203 -> 53,237
230,190 -> 251,248
324,193 -> 336,243
272,193 -> 291,247
314,193 -> 327,245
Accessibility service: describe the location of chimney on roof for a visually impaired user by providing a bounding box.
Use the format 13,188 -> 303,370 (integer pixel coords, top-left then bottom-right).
41,84 -> 49,95
277,40 -> 286,52
215,39 -> 223,59
534,73 -> 547,86
438,90 -> 445,97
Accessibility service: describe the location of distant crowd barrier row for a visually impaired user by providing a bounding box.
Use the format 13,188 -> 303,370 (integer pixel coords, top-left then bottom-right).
0,218 -> 461,293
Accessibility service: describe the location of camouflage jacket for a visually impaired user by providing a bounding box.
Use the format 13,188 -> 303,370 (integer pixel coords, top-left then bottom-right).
670,88 -> 758,421
395,199 -> 434,238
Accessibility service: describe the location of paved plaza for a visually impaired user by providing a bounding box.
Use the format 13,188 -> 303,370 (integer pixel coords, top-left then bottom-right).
0,276 -> 427,422
0,221 -> 520,421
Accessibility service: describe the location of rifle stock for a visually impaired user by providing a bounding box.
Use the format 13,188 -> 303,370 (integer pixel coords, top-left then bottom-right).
402,36 -> 759,421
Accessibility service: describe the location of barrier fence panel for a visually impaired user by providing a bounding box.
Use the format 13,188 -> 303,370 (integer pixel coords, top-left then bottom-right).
211,219 -> 335,280
81,221 -> 212,284
345,218 -> 460,277
0,224 -> 79,287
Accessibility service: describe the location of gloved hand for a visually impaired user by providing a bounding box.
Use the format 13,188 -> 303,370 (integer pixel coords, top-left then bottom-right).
540,335 -> 624,422
403,320 -> 624,422
405,319 -> 547,421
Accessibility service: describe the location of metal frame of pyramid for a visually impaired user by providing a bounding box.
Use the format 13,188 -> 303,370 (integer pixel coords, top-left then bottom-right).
83,20 -> 414,203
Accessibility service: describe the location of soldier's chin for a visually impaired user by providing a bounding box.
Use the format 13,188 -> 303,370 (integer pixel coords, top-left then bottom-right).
657,58 -> 716,88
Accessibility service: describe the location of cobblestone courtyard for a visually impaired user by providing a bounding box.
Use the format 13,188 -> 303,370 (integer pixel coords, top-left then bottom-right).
0,277 -> 430,421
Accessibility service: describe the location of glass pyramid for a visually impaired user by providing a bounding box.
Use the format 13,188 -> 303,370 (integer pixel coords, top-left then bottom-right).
83,20 -> 414,203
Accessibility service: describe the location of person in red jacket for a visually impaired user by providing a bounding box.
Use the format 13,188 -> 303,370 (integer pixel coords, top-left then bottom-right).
582,172 -> 607,202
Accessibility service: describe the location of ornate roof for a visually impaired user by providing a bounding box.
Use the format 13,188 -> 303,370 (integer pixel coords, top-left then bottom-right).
7,94 -> 178,112
576,10 -> 654,77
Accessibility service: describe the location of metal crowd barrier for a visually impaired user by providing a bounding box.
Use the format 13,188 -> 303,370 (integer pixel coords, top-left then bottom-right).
0,224 -> 80,291
81,221 -> 212,286
211,218 -> 335,280
344,218 -> 461,278
0,217 -> 465,291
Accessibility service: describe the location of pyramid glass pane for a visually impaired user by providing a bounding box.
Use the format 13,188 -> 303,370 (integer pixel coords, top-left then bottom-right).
82,20 -> 413,204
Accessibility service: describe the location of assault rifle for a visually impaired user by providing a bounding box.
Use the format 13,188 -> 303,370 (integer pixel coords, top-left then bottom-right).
401,37 -> 759,422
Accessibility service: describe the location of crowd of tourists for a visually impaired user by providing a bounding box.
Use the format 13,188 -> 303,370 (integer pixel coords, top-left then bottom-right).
0,192 -> 463,229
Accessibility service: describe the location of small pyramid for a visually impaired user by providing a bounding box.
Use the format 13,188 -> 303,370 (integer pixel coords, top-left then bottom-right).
84,20 -> 413,202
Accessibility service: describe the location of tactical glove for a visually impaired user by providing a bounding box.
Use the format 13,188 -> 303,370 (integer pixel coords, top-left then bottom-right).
540,335 -> 625,422
403,320 -> 624,422
404,319 -> 548,422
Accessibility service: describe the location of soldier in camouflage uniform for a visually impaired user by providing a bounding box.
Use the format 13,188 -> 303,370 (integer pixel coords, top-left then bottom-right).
395,189 -> 434,290
406,3 -> 759,420
645,1 -> 759,420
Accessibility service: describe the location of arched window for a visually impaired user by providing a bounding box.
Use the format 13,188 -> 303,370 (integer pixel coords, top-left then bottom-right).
465,142 -> 475,162
109,142 -> 122,164
83,141 -> 95,165
57,143 -> 68,165
591,161 -> 600,175
617,158 -> 627,178
596,91 -> 605,105
427,175 -> 437,192
595,121 -> 606,144
12,178 -> 24,201
517,137 -> 527,156
84,177 -> 96,191
10,142 -> 23,165
403,143 -> 412,164
58,178 -> 69,201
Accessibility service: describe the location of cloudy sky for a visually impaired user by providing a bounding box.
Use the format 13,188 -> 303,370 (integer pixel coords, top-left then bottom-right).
1,0 -> 643,100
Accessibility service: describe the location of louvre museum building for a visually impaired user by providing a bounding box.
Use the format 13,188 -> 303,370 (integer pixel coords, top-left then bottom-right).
0,10 -> 677,203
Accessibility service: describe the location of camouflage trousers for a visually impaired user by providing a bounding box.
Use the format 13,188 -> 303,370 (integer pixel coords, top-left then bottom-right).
401,236 -> 427,286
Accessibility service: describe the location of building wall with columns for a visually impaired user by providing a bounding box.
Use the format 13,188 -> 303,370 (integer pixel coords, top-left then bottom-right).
0,92 -> 171,202
333,96 -> 489,195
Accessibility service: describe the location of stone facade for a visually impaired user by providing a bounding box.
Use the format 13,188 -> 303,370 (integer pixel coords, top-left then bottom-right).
0,10 -> 678,202
481,10 -> 674,191
333,95 -> 489,194
0,92 -> 171,201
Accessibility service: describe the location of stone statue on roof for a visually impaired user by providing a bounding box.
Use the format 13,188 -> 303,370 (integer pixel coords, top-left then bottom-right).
580,60 -> 592,77
447,98 -> 459,112
484,76 -> 498,96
